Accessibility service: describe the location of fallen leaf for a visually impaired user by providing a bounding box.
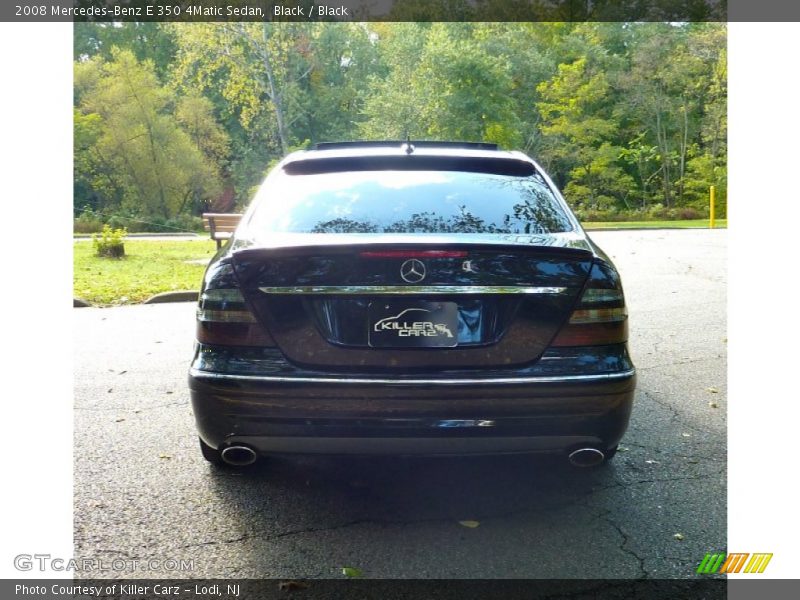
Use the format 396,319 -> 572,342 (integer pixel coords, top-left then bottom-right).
674,533 -> 684,541
618,446 -> 629,453
459,520 -> 480,528
709,402 -> 719,408
706,387 -> 719,394
341,567 -> 363,578
158,453 -> 172,460
115,417 -> 125,423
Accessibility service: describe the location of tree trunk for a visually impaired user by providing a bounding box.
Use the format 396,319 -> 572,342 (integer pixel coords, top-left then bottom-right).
121,65 -> 169,217
655,109 -> 672,207
261,23 -> 289,155
678,102 -> 689,202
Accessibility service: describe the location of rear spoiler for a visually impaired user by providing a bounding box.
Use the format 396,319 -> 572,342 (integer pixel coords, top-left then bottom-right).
283,154 -> 536,177
313,141 -> 499,151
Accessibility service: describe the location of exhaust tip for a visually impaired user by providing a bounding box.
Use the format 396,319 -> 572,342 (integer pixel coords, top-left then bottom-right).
568,447 -> 605,468
220,445 -> 258,467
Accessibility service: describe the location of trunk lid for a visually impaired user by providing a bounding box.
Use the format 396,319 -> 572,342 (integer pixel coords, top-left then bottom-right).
231,235 -> 594,372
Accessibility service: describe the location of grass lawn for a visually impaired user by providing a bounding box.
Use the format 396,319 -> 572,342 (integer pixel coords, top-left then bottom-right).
74,239 -> 217,306
583,219 -> 726,230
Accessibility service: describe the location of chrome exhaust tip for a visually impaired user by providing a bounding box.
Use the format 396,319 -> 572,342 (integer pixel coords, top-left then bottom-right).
568,447 -> 605,468
220,445 -> 258,466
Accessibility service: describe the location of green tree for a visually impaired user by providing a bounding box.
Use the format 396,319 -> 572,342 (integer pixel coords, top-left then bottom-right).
171,22 -> 326,201
537,57 -> 633,213
416,24 -> 522,146
74,22 -> 177,80
74,109 -> 122,213
360,24 -> 521,146
291,23 -> 380,143
73,22 -> 727,224
358,22 -> 431,139
75,49 -> 222,219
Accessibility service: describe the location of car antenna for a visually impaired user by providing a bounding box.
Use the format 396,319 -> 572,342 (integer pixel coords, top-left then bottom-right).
404,132 -> 414,155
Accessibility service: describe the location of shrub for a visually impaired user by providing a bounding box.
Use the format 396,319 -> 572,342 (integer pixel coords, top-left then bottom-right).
115,213 -> 204,233
92,225 -> 128,258
76,212 -> 206,233
106,215 -> 130,230
574,205 -> 706,223
647,203 -> 668,219
166,214 -> 204,233
576,209 -> 628,222
73,207 -> 103,233
675,207 -> 701,220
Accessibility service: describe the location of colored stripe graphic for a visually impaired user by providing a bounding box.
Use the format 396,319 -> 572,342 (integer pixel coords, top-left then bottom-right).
744,553 -> 773,574
697,553 -> 726,574
720,553 -> 749,574
697,552 -> 773,574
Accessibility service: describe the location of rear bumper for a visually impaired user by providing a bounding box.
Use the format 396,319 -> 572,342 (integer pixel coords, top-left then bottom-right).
188,368 -> 636,456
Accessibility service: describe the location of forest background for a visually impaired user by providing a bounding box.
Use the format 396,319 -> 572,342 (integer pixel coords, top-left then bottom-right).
73,21 -> 727,233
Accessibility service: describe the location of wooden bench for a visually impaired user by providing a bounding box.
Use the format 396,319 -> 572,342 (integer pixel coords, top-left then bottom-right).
202,213 -> 243,249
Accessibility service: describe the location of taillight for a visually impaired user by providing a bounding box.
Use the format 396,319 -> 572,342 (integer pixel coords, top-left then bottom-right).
196,262 -> 275,346
550,262 -> 628,347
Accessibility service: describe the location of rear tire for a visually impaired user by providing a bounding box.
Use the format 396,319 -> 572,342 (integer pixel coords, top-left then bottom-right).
603,444 -> 619,461
199,437 -> 223,465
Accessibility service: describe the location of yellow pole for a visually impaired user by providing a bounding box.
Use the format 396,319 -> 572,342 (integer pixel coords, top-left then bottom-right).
709,185 -> 716,229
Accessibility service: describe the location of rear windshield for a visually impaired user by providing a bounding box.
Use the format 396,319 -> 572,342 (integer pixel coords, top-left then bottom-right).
248,169 -> 575,235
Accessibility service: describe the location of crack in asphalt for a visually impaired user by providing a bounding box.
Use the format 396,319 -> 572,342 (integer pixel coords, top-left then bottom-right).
636,356 -> 724,371
579,468 -> 724,578
620,441 -> 725,464
624,437 -> 724,453
158,469 -> 724,559
639,390 -> 716,435
169,518 -> 374,553
596,509 -> 648,578
578,469 -> 725,502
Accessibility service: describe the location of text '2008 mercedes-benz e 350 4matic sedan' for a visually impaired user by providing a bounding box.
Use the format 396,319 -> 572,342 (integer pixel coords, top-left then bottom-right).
188,141 -> 636,468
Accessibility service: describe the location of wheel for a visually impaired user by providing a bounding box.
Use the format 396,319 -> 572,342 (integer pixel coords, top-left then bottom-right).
199,437 -> 223,465
603,444 -> 619,461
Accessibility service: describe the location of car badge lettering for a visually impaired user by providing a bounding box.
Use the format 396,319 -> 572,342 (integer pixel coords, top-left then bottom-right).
400,259 -> 426,283
373,308 -> 453,338
462,260 -> 478,273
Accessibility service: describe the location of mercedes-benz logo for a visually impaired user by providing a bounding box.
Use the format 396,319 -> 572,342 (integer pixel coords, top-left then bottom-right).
400,259 -> 426,283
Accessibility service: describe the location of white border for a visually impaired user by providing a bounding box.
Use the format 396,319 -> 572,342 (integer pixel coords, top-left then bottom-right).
728,23 -> 800,578
0,23 -> 74,578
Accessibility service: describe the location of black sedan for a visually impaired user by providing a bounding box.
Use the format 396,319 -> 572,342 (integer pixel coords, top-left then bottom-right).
188,141 -> 635,468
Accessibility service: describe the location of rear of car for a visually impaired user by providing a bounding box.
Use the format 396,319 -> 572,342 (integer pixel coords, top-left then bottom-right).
188,142 -> 635,467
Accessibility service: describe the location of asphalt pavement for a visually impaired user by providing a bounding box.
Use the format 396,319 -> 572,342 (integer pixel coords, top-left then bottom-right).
73,229 -> 727,579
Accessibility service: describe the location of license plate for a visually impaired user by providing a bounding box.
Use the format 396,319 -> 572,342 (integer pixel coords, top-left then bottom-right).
368,301 -> 458,348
